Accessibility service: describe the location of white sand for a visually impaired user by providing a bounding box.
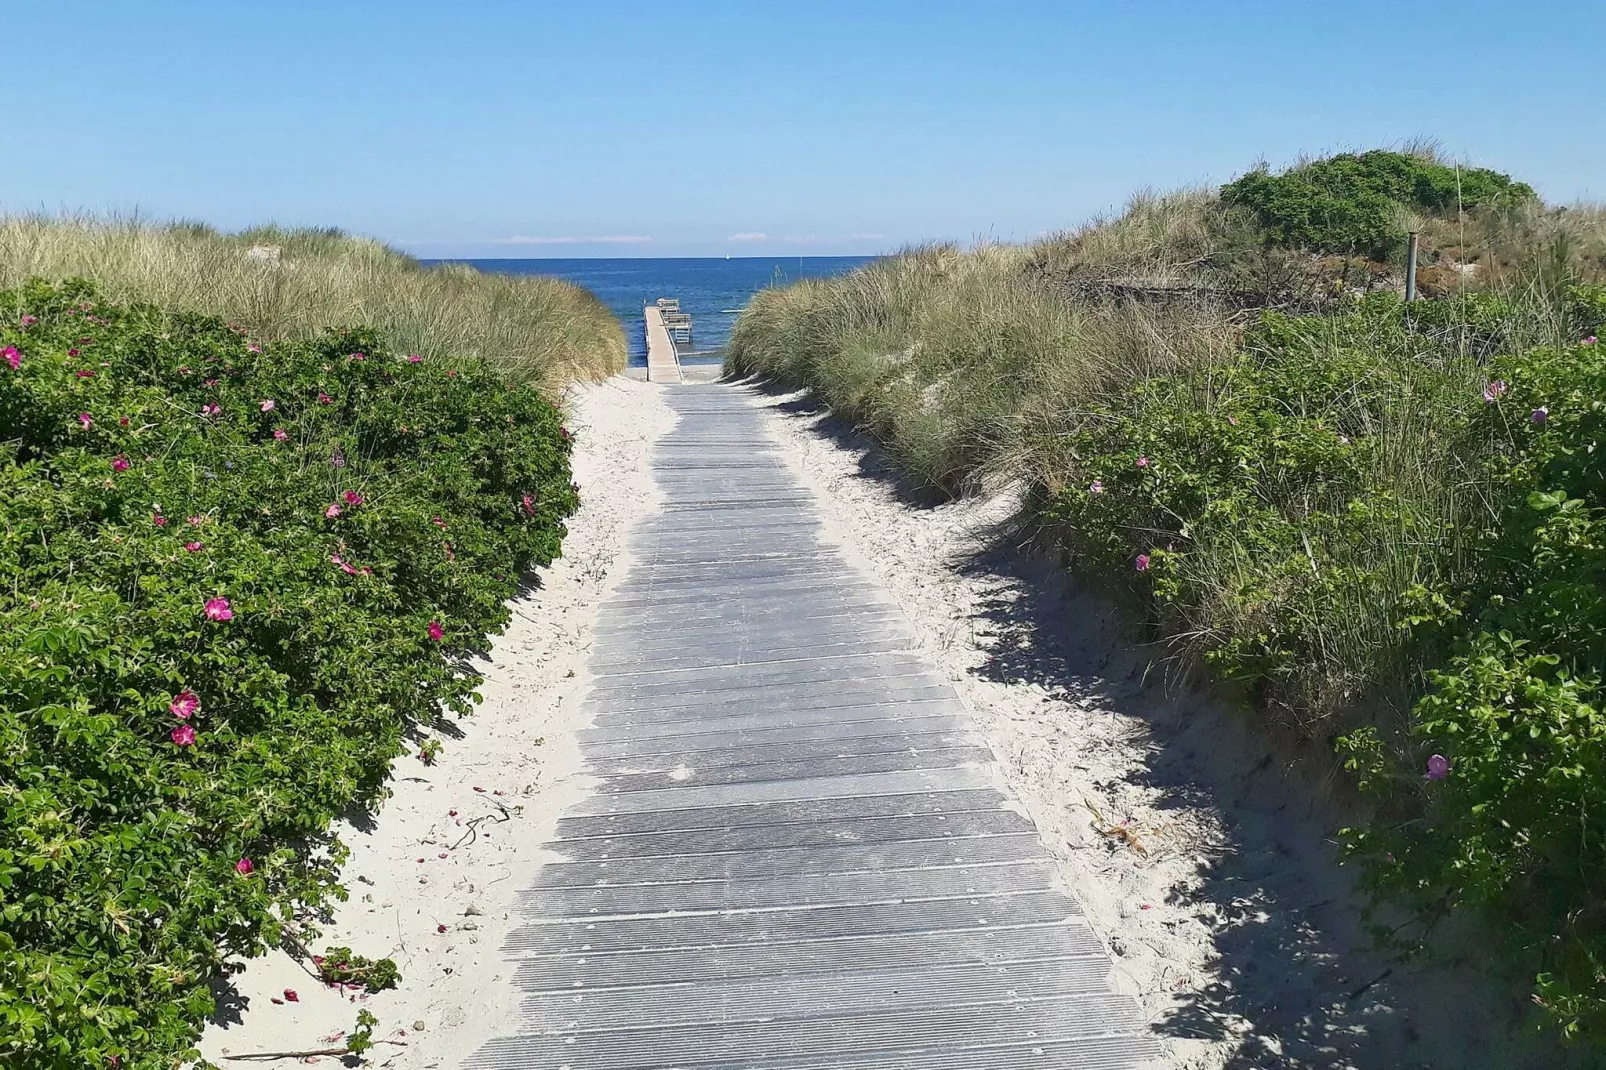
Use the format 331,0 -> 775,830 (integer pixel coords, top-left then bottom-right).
198,378 -> 673,1067
749,386 -> 1578,1070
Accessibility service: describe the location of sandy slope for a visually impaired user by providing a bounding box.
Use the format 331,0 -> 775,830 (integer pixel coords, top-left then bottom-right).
748,386 -> 1578,1070
198,378 -> 673,1067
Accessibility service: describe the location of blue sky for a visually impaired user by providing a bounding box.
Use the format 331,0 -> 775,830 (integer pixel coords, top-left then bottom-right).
1,1 -> 1599,258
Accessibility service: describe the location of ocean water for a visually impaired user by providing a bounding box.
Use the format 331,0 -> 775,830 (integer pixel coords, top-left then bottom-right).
434,256 -> 874,366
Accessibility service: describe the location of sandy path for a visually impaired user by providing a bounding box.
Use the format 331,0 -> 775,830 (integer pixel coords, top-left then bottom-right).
199,378 -> 674,1068
748,387 -> 1578,1070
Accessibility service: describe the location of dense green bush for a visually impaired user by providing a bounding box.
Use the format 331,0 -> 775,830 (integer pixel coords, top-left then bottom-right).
0,280 -> 578,1068
1341,333 -> 1606,1040
1037,294 -> 1477,721
1222,150 -> 1536,259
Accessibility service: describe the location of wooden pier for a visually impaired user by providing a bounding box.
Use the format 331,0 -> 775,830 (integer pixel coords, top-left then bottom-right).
644,299 -> 688,383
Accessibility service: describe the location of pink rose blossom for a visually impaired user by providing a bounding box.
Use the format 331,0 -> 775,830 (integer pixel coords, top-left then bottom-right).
1584,336 -> 1598,346
522,494 -> 536,515
260,399 -> 276,412
318,392 -> 333,405
1483,380 -> 1508,403
19,315 -> 36,326
169,691 -> 200,719
78,412 -> 93,429
407,354 -> 422,363
111,456 -> 130,472
184,541 -> 203,552
331,553 -> 358,576
559,426 -> 571,441
272,428 -> 288,441
1135,456 -> 1149,468
2,346 -> 18,370
446,370 -> 458,378
188,515 -> 204,526
201,403 -> 221,418
1135,553 -> 1151,572
247,342 -> 262,353
1425,754 -> 1450,781
68,347 -> 80,357
342,490 -> 363,506
1088,480 -> 1104,494
76,369 -> 94,378
204,597 -> 233,621
349,352 -> 366,361
427,620 -> 444,642
235,857 -> 255,874
171,723 -> 197,747
325,504 -> 342,519
153,514 -> 168,526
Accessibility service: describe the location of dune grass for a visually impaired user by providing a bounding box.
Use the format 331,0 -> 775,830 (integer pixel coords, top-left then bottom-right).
0,216 -> 627,389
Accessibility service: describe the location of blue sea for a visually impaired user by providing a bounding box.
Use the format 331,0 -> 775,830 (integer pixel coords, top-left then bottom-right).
432,257 -> 874,367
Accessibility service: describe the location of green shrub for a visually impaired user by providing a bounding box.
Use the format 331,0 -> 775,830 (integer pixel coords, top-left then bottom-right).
1222,150 -> 1536,259
1341,333 -> 1606,1040
0,280 -> 578,1068
1036,294 -> 1479,720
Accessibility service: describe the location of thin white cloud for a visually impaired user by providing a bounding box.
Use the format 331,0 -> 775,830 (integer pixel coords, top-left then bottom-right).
727,232 -> 769,242
490,234 -> 653,245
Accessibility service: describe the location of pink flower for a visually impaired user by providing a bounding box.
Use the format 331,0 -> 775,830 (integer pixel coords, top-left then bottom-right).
203,378 -> 219,387
118,416 -> 129,426
522,494 -> 536,516
204,597 -> 233,622
318,392 -> 333,405
349,352 -> 366,361
75,369 -> 94,378
153,514 -> 168,526
1425,754 -> 1450,781
1088,480 -> 1104,494
68,347 -> 80,357
247,342 -> 262,354
78,412 -> 93,429
260,399 -> 276,412
331,553 -> 358,576
342,490 -> 363,506
19,315 -> 36,326
427,620 -> 444,642
559,426 -> 571,441
1584,336 -> 1598,346
184,541 -> 203,552
325,504 -> 342,519
235,857 -> 255,875
1226,415 -> 1239,426
2,346 -> 18,370
187,515 -> 204,526
446,370 -> 458,378
1482,379 -> 1508,403
171,723 -> 197,747
1531,406 -> 1549,425
201,403 -> 221,418
169,690 -> 200,719
1135,553 -> 1151,572
273,428 -> 288,441
1135,456 -> 1149,468
431,516 -> 447,529
111,456 -> 130,472
407,354 -> 422,363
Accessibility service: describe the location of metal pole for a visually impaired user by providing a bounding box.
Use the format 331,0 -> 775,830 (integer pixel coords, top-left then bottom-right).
1405,231 -> 1419,302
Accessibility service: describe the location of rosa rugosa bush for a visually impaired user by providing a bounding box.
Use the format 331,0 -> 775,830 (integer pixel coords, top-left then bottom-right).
0,280 -> 578,1068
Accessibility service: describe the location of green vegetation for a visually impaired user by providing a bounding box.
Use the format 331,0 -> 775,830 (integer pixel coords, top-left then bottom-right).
1223,149 -> 1536,258
0,279 -> 580,1068
727,148 -> 1606,1044
0,216 -> 627,389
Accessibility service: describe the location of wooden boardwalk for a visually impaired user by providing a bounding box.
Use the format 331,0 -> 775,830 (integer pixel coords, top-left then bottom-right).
643,304 -> 684,383
465,384 -> 1159,1069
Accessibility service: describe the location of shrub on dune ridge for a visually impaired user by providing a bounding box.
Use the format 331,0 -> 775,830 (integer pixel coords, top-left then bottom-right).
0,280 -> 579,1068
0,216 -> 627,389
